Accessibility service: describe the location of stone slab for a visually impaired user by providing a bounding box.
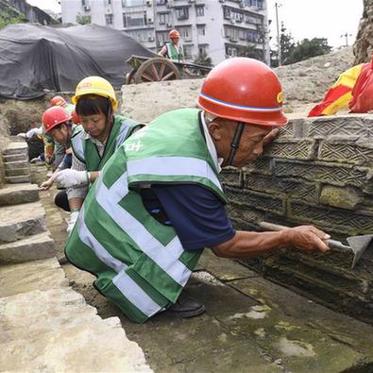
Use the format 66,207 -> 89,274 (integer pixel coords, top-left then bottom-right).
2,142 -> 28,156
0,258 -> 68,297
5,175 -> 31,184
5,167 -> 30,177
4,161 -> 29,170
3,153 -> 28,162
0,183 -> 39,206
0,232 -> 55,263
0,202 -> 46,243
0,288 -> 152,373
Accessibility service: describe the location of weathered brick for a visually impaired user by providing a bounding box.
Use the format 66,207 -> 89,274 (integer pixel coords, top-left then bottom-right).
220,167 -> 242,187
225,185 -> 285,215
242,157 -> 272,176
320,185 -> 363,210
304,115 -> 373,138
319,139 -> 373,165
243,174 -> 319,203
263,138 -> 317,160
274,159 -> 368,188
288,200 -> 373,235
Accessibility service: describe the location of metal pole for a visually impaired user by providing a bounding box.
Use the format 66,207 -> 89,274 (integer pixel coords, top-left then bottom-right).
275,2 -> 281,66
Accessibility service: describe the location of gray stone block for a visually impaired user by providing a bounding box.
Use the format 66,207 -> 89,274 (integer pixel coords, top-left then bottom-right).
5,175 -> 31,184
0,232 -> 55,263
264,138 -> 317,160
0,202 -> 47,243
5,168 -> 30,177
274,159 -> 368,188
0,258 -> 68,297
0,184 -> 39,206
2,142 -> 28,156
3,154 -> 28,162
4,161 -> 29,170
320,186 -> 362,209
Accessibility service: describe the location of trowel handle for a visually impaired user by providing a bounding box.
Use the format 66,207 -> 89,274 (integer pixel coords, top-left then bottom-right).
258,221 -> 351,253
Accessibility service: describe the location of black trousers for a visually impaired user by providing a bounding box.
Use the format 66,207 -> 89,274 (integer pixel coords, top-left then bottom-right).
54,190 -> 70,212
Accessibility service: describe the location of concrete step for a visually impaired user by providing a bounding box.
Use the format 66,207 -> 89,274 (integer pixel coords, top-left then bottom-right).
5,175 -> 31,184
0,288 -> 152,372
0,232 -> 55,263
0,184 -> 39,207
4,161 -> 29,170
0,202 -> 47,243
3,153 -> 28,163
0,257 -> 68,298
5,168 -> 30,177
2,142 -> 28,156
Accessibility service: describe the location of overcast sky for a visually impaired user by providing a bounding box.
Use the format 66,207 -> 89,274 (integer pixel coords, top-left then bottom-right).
28,0 -> 363,48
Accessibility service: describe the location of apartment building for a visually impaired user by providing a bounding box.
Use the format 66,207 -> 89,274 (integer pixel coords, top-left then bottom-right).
61,0 -> 269,65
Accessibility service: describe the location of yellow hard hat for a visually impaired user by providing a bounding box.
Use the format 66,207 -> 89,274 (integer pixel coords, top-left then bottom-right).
72,76 -> 118,110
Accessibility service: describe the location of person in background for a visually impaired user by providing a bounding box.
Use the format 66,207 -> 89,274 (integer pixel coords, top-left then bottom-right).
158,29 -> 184,62
39,106 -> 74,212
51,76 -> 143,234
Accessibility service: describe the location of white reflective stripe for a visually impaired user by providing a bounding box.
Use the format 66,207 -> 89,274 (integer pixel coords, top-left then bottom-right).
200,92 -> 283,112
115,121 -> 131,149
127,156 -> 222,192
95,177 -> 192,287
72,132 -> 85,162
113,271 -> 162,317
77,206 -> 126,273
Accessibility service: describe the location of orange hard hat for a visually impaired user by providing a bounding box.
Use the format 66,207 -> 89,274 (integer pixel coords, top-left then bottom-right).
50,95 -> 66,107
198,57 -> 288,127
42,106 -> 71,133
169,29 -> 180,39
71,110 -> 80,124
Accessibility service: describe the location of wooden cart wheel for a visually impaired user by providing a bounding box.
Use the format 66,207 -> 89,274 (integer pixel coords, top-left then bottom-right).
125,69 -> 136,85
134,57 -> 181,84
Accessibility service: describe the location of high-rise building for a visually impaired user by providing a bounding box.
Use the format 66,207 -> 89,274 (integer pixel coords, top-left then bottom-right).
61,0 -> 269,65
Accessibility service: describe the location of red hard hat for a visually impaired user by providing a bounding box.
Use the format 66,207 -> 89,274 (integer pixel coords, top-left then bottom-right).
71,110 -> 80,124
50,95 -> 66,107
198,57 -> 288,127
42,107 -> 71,133
169,29 -> 180,39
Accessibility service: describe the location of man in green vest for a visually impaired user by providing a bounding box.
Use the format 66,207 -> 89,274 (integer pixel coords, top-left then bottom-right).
158,29 -> 184,62
51,76 -> 142,233
65,58 -> 330,323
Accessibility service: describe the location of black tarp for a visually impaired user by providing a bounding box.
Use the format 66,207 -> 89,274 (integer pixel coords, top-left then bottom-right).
0,23 -> 155,99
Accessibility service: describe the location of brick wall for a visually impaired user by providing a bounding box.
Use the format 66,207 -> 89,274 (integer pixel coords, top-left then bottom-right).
220,114 -> 373,324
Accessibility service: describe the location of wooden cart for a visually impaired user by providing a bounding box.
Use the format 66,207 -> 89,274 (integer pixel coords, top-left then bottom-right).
125,55 -> 212,84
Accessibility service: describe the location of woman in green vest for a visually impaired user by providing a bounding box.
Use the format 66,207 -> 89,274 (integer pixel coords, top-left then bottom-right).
52,76 -> 142,233
158,29 -> 184,62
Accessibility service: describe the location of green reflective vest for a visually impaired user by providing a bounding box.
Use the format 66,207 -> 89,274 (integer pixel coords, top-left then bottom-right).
166,42 -> 183,62
65,108 -> 226,323
70,115 -> 141,172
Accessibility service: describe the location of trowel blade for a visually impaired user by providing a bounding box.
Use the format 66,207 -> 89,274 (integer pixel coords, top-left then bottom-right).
346,234 -> 373,269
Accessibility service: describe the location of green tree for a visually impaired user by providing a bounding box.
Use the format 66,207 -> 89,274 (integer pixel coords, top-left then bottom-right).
286,38 -> 332,64
238,44 -> 264,61
0,8 -> 25,30
193,52 -> 212,67
76,14 -> 91,25
270,24 -> 295,67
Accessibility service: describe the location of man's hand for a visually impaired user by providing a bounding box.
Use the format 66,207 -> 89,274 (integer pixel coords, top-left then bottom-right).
263,128 -> 280,146
284,225 -> 330,253
52,169 -> 89,188
39,177 -> 54,191
67,211 -> 80,235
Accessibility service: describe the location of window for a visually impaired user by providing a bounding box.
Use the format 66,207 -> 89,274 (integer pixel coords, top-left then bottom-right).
123,0 -> 146,6
105,0 -> 112,5
197,25 -> 205,36
105,13 -> 113,25
198,45 -> 207,56
175,7 -> 189,20
156,0 -> 167,4
156,31 -> 169,47
178,26 -> 192,41
158,12 -> 169,25
123,12 -> 145,27
183,45 -> 193,59
195,5 -> 204,17
226,46 -> 238,57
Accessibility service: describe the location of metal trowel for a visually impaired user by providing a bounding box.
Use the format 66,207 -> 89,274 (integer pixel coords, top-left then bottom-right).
258,221 -> 373,270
